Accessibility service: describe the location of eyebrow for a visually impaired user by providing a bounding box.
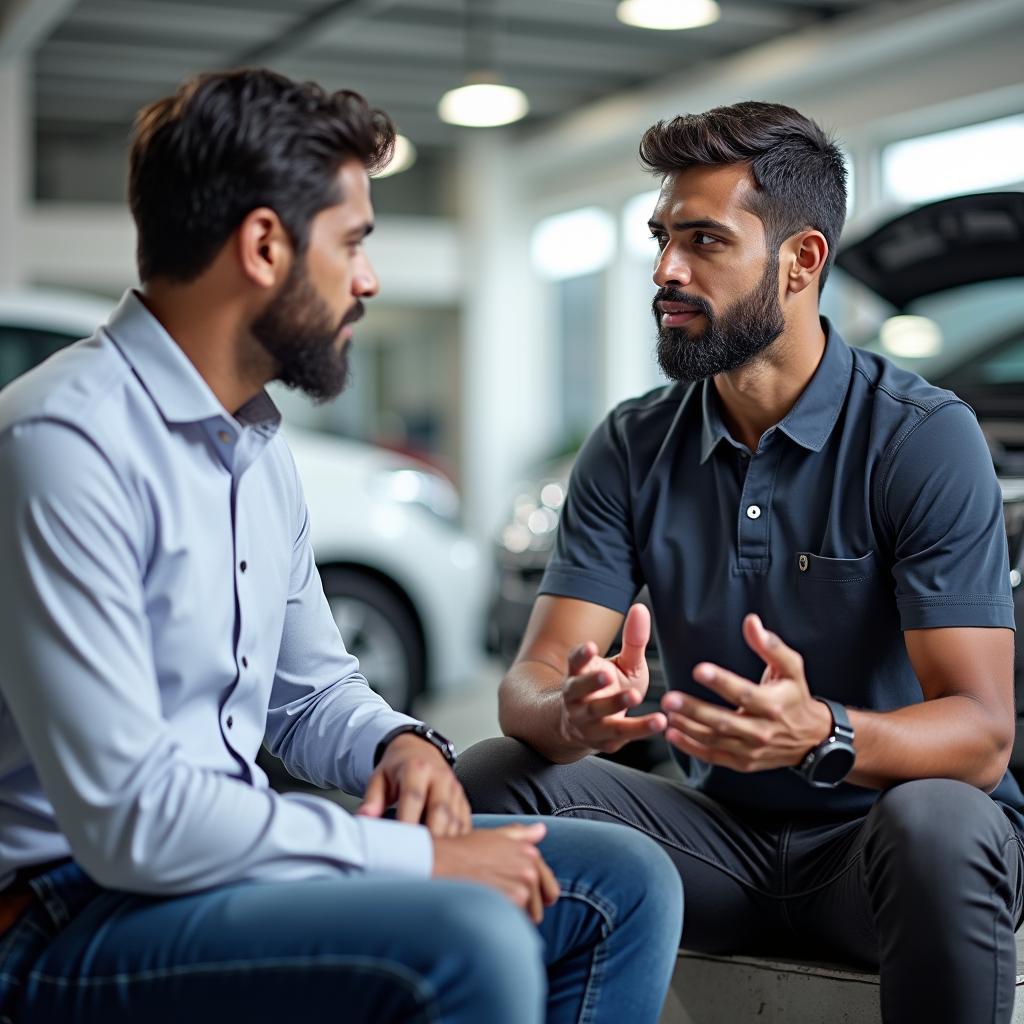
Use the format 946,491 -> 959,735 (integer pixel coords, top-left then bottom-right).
647,217 -> 735,236
346,221 -> 374,240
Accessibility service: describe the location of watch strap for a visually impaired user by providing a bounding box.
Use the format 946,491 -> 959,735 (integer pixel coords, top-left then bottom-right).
817,698 -> 855,744
373,724 -> 457,768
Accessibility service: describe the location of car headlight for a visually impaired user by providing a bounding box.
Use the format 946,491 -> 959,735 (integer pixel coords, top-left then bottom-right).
373,467 -> 461,526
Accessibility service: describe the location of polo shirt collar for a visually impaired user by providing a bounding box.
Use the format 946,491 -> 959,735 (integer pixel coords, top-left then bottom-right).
698,317 -> 852,464
103,289 -> 281,431
776,318 -> 852,453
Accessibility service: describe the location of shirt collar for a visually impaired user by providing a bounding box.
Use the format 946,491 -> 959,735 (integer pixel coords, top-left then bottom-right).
776,318 -> 853,453
103,289 -> 281,431
698,317 -> 853,464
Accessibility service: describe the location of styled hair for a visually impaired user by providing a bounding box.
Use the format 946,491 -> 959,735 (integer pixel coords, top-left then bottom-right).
639,101 -> 847,289
128,68 -> 395,282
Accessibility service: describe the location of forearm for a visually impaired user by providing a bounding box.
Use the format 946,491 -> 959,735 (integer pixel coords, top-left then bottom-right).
846,695 -> 1012,791
498,660 -> 591,764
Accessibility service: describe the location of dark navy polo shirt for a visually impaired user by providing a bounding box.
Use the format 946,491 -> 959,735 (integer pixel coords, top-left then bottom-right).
540,319 -> 1022,816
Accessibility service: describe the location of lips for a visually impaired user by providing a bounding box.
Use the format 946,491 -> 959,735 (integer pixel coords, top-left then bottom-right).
658,302 -> 704,327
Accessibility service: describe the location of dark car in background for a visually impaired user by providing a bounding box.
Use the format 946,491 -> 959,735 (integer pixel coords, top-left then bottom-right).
489,191 -> 1024,776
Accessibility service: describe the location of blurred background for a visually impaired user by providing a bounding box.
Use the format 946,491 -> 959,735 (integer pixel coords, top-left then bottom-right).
1,0 -> 1022,756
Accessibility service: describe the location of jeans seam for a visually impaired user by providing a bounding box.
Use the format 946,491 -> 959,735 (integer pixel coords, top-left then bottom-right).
556,889 -> 614,1024
28,873 -> 68,930
28,956 -> 441,1019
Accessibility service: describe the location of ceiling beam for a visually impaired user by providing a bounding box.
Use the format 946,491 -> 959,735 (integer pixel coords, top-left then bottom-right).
232,0 -> 403,65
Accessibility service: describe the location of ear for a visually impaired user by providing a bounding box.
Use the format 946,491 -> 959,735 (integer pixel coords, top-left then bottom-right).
236,207 -> 293,290
783,230 -> 828,296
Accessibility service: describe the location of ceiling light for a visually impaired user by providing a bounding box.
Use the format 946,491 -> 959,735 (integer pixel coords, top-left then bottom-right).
373,134 -> 417,178
616,0 -> 720,30
879,315 -> 943,359
438,74 -> 529,128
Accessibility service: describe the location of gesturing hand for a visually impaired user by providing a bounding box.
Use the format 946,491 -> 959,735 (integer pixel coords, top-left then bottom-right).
358,733 -> 471,837
559,603 -> 667,756
662,613 -> 831,772
432,822 -> 560,924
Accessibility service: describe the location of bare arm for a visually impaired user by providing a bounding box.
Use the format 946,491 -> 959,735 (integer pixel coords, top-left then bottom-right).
845,626 -> 1014,791
663,615 -> 1014,792
499,595 -> 667,764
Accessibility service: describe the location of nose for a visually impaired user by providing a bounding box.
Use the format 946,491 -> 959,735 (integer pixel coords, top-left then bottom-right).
353,251 -> 379,299
653,245 -> 691,289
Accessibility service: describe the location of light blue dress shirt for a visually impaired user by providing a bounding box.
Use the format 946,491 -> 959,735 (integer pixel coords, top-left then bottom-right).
0,291 -> 432,892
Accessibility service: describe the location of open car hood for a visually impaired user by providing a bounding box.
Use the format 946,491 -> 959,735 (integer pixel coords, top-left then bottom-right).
836,191 -> 1024,309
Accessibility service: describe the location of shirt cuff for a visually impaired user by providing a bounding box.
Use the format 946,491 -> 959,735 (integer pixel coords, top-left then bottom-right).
897,595 -> 1016,631
356,818 -> 433,876
356,708 -> 424,782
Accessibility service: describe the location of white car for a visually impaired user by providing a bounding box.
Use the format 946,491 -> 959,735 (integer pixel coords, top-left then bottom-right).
0,288 -> 488,713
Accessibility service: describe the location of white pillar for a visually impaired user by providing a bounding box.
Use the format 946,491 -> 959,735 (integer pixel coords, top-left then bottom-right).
457,131 -> 555,540
0,58 -> 28,289
604,241 -> 661,413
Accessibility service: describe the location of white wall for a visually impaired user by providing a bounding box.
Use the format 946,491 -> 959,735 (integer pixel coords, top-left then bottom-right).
0,59 -> 28,289
21,206 -> 462,305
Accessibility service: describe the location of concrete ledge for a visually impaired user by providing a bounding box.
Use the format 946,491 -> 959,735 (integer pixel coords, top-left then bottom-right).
660,934 -> 1024,1024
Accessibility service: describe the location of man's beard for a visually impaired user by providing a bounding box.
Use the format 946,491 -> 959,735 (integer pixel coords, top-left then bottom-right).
653,255 -> 785,384
251,258 -> 361,403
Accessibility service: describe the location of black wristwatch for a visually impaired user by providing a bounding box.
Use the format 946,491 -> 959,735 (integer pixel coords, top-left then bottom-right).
794,698 -> 856,788
373,724 -> 457,769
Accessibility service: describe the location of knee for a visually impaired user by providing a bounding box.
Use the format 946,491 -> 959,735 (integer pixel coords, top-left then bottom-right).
542,818 -> 683,942
863,780 -> 1012,893
436,884 -> 546,1007
456,737 -> 549,813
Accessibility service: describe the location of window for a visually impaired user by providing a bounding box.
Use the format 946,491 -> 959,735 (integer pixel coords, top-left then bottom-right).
881,114 -> 1024,205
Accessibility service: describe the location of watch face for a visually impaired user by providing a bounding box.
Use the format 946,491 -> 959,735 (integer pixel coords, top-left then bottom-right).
811,743 -> 856,786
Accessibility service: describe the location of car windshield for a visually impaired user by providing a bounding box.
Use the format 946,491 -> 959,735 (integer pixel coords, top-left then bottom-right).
826,271 -> 1024,386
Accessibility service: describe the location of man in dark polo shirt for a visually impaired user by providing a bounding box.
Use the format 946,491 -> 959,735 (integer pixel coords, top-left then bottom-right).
458,101 -> 1024,1024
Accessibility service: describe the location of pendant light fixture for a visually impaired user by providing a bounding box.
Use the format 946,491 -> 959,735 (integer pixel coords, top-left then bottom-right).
373,134 -> 417,178
616,0 -> 720,31
438,0 -> 529,128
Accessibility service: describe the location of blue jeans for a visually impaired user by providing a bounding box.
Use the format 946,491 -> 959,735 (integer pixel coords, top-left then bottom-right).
0,815 -> 681,1024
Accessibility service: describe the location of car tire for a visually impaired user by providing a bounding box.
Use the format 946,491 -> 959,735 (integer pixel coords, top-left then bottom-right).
319,566 -> 426,714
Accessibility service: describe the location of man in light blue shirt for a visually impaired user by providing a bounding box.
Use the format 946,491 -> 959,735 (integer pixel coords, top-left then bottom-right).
0,69 -> 681,1023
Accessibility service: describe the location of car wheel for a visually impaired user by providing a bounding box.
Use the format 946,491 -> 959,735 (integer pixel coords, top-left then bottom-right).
319,567 -> 425,714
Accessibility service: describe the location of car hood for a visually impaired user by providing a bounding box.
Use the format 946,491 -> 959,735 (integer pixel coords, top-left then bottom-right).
835,191 -> 1024,310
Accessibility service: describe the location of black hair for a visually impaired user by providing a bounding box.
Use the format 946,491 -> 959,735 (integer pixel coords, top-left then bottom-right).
128,68 -> 395,282
639,101 -> 847,289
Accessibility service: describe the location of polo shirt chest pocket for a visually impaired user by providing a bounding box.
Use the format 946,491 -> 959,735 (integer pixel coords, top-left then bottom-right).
794,550 -> 885,631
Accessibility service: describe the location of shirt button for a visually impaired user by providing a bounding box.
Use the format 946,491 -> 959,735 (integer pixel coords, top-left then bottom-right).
239,560 -> 247,573
217,430 -> 233,444
241,656 -> 249,668
745,505 -> 762,520
798,554 -> 809,572
226,716 -> 234,729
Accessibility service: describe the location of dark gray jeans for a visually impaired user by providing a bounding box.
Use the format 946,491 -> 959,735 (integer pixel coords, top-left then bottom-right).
457,738 -> 1024,1024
